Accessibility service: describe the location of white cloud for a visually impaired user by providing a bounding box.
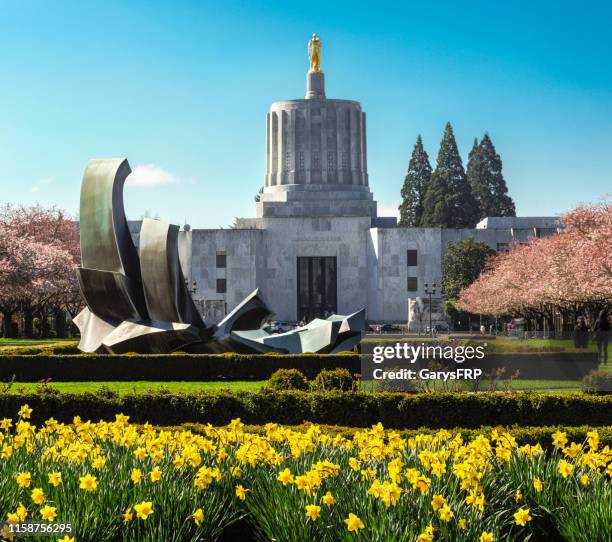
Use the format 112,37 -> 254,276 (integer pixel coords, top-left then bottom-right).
127,164 -> 179,187
30,177 -> 53,193
377,201 -> 400,219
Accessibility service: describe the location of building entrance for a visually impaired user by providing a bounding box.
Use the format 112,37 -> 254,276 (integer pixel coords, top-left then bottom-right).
297,257 -> 337,321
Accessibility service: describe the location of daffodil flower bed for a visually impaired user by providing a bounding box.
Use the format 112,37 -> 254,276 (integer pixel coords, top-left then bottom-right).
0,405 -> 610,541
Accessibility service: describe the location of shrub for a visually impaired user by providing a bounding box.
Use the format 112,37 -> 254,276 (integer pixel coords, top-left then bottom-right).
311,368 -> 354,391
0,353 -> 360,381
582,370 -> 612,394
0,390 -> 610,429
267,369 -> 309,391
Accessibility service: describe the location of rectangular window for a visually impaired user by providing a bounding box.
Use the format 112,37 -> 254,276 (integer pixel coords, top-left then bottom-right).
407,249 -> 418,267
216,251 -> 227,268
312,150 -> 320,168
407,277 -> 418,292
327,151 -> 335,171
342,151 -> 349,170
496,243 -> 509,253
298,151 -> 305,170
216,279 -> 227,294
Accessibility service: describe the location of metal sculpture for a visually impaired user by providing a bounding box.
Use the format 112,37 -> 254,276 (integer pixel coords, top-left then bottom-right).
73,158 -> 365,354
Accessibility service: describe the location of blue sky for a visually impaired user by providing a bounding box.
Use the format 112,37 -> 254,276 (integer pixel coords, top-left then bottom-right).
1,0 -> 610,227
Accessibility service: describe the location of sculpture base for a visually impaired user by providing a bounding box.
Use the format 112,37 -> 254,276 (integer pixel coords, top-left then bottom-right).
306,71 -> 325,99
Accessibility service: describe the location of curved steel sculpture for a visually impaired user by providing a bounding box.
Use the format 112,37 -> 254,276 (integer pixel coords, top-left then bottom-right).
74,158 -> 365,354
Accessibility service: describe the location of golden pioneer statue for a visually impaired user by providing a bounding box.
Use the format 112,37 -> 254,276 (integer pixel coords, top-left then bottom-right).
308,33 -> 322,72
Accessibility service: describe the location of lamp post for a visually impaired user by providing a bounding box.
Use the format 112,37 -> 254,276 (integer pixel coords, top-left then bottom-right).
424,282 -> 436,337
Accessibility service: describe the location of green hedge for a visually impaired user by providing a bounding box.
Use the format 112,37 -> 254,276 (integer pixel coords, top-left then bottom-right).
0,353 -> 359,382
1,391 -> 610,428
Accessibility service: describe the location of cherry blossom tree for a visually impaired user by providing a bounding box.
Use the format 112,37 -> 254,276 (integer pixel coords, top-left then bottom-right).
457,200 -> 612,330
0,205 -> 80,337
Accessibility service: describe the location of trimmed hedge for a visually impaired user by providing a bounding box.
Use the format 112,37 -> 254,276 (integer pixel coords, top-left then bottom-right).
0,351 -> 599,381
1,390 -> 610,428
0,353 -> 359,382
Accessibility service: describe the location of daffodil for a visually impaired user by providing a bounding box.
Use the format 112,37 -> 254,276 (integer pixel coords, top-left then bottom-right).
192,508 -> 204,526
134,501 -> 153,520
40,505 -> 57,522
305,504 -> 321,521
235,485 -> 246,501
79,474 -> 98,491
344,513 -> 364,532
322,491 -> 335,506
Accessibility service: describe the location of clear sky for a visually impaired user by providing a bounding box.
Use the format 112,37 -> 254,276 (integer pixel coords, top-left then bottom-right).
1,0 -> 610,227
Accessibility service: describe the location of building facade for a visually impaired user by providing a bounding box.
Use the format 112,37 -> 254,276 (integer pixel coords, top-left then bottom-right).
131,67 -> 559,327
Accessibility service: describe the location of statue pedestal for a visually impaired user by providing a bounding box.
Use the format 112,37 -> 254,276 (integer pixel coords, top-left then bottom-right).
306,71 -> 325,99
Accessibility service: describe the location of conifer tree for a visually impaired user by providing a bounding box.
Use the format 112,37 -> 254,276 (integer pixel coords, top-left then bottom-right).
467,133 -> 516,218
398,135 -> 432,227
421,122 -> 479,228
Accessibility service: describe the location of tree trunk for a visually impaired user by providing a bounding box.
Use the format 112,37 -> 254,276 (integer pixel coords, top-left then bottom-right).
2,311 -> 14,338
54,308 -> 67,338
24,308 -> 34,338
40,314 -> 50,338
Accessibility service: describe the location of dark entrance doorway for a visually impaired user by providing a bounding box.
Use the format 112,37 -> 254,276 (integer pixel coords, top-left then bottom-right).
297,256 -> 337,321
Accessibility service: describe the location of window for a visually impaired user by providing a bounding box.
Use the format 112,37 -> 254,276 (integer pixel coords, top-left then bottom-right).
298,151 -> 305,170
341,151 -> 349,170
496,243 -> 509,253
407,277 -> 418,292
312,150 -> 320,168
284,150 -> 291,172
327,151 -> 335,171
216,251 -> 226,268
216,279 -> 227,294
407,249 -> 418,267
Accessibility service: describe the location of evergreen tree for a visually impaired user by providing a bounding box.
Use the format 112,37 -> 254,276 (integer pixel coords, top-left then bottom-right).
421,122 -> 479,228
467,133 -> 516,218
398,135 -> 432,227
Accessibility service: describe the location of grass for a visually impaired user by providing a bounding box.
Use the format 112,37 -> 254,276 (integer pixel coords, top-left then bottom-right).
2,380 -> 267,395
0,338 -> 76,347
0,378 -> 586,395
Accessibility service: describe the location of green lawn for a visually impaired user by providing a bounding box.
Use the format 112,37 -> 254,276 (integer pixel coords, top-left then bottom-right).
3,381 -> 266,395
1,378 -> 586,395
0,338 -> 76,347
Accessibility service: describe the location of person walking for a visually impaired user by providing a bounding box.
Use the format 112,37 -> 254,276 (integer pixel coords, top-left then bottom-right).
573,315 -> 589,348
593,309 -> 611,364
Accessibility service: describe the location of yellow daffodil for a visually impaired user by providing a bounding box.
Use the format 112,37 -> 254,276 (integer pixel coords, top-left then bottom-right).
514,507 -> 532,526
305,504 -> 321,521
192,508 -> 204,526
322,491 -> 335,506
31,487 -> 45,505
48,471 -> 62,487
134,501 -> 153,520
16,472 -> 32,488
558,459 -> 574,478
533,477 -> 543,492
235,485 -> 246,501
79,474 -> 98,491
18,405 -> 33,419
344,513 -> 364,532
40,505 -> 57,522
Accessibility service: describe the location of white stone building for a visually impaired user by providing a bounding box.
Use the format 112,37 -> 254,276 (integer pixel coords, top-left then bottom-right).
131,69 -> 559,327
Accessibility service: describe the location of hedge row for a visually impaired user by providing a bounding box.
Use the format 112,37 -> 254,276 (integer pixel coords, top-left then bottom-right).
177,422 -> 612,450
1,391 -> 610,428
0,351 -> 598,381
0,353 -> 359,381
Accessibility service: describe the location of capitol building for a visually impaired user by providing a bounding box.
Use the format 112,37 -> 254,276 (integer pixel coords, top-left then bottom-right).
132,40 -> 557,328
